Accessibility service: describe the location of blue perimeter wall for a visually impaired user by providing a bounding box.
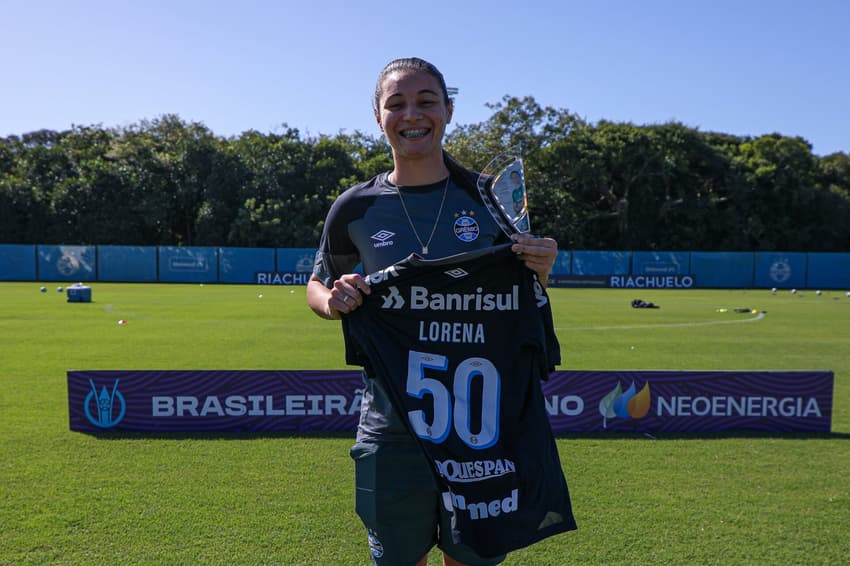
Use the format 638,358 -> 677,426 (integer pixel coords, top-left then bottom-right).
1,244 -> 849,289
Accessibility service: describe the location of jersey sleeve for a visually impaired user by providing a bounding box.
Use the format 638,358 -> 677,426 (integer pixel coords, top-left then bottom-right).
312,187 -> 363,288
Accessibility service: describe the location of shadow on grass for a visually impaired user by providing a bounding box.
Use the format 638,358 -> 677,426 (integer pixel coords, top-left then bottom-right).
77,429 -> 357,441
553,430 -> 850,440
77,429 -> 850,441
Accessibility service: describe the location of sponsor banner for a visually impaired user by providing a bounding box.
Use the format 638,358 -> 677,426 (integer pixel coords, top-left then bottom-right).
68,370 -> 364,433
548,274 -> 696,289
544,370 -> 833,433
548,275 -> 610,288
158,247 -> 218,283
608,274 -> 695,289
69,369 -> 833,433
255,271 -> 313,285
632,251 -> 690,275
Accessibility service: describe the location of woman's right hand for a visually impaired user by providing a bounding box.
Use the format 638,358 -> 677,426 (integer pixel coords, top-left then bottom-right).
331,273 -> 370,316
307,273 -> 371,320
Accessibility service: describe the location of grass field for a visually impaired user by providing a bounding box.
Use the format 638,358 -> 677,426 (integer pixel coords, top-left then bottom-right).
1,282 -> 848,565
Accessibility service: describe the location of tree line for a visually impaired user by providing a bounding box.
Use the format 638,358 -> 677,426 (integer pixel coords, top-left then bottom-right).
2,97 -> 848,251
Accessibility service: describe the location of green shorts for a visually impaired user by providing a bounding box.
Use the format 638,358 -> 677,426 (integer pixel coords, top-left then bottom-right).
351,439 -> 506,566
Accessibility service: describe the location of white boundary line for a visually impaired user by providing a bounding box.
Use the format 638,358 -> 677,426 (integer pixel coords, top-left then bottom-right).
555,311 -> 765,331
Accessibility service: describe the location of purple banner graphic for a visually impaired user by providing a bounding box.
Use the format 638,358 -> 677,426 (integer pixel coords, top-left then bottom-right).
543,370 -> 833,433
68,370 -> 833,433
68,370 -> 365,433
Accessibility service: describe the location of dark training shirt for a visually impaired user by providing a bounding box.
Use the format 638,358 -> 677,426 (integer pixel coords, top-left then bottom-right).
342,245 -> 577,557
313,172 -> 507,442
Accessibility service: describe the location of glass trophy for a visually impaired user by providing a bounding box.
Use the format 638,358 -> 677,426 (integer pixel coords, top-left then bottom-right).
476,147 -> 531,236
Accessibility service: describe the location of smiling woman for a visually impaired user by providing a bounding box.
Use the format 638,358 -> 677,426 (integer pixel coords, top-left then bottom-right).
371,58 -> 454,181
304,57 -> 567,566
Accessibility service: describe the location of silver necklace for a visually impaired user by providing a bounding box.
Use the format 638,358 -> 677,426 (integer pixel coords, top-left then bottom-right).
395,176 -> 450,255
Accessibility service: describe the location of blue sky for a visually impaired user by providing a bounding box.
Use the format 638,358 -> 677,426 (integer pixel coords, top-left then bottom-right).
2,0 -> 848,155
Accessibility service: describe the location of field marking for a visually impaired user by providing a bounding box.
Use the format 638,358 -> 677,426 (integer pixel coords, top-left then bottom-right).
556,311 -> 765,331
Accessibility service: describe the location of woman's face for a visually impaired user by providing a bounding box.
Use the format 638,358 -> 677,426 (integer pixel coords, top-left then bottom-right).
375,69 -> 452,163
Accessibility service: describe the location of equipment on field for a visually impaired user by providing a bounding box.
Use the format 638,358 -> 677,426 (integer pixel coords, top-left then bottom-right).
66,283 -> 92,303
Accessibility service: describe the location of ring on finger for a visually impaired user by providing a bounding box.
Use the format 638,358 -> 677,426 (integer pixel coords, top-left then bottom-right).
342,295 -> 350,304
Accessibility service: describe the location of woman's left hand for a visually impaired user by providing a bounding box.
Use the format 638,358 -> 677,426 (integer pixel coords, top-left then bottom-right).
511,234 -> 558,287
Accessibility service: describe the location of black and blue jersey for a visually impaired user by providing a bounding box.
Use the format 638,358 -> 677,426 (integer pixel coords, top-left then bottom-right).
342,244 -> 577,557
313,171 -> 508,442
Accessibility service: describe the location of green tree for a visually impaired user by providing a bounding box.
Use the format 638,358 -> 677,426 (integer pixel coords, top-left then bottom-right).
445,96 -> 582,245
0,130 -> 79,243
45,125 -> 139,244
811,151 -> 850,251
0,135 -> 46,242
108,115 -> 222,245
727,134 -> 820,250
228,128 -> 360,247
2,103 -> 847,252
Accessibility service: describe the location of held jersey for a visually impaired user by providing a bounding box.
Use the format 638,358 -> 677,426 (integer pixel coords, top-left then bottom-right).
313,171 -> 507,442
342,244 -> 577,557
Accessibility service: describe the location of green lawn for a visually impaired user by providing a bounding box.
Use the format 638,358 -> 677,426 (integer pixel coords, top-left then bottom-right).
1,282 -> 848,565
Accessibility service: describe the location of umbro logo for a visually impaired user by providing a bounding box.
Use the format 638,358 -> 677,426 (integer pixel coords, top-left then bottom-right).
371,230 -> 395,249
444,268 -> 469,279
371,230 -> 395,242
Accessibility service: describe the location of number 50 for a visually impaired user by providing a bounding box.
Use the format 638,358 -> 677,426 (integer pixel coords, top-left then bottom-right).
406,350 -> 501,450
